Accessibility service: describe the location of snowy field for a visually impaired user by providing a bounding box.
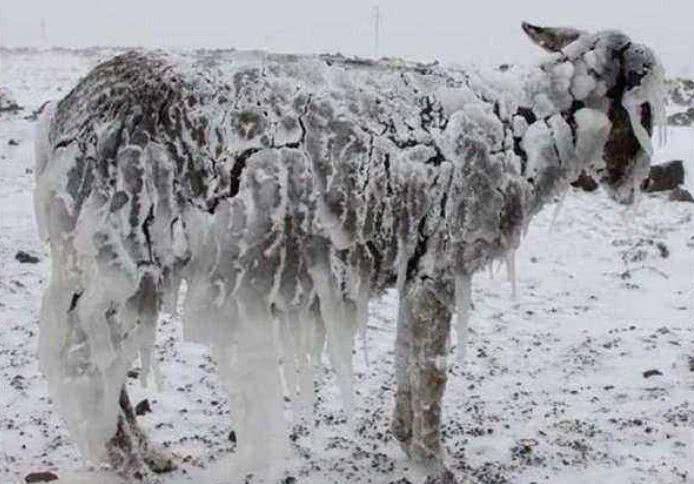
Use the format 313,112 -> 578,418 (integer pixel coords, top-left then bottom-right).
1,49 -> 693,483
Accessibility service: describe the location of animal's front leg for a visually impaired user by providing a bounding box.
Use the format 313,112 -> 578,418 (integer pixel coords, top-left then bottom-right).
392,277 -> 452,468
392,286 -> 414,451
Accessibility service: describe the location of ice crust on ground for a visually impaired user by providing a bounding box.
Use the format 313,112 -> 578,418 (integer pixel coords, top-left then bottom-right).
31,28 -> 667,473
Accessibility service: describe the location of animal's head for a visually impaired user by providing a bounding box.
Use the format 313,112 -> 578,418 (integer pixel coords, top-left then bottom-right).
523,22 -> 667,204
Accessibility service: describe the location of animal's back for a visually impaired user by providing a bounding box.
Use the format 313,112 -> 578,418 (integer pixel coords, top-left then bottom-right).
38,49 -> 519,297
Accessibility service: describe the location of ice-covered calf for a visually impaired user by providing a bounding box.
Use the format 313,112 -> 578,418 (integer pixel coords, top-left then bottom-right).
34,23 -> 666,480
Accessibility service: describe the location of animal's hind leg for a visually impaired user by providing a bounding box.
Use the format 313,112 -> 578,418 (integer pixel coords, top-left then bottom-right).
106,386 -> 176,479
104,273 -> 176,478
392,277 -> 451,469
392,288 -> 414,449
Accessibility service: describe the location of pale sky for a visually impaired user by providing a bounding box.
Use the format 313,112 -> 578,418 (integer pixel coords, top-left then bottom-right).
1,0 -> 692,76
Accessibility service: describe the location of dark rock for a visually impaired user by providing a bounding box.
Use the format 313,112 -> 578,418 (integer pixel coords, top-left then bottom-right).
0,89 -> 24,114
656,242 -> 669,258
668,108 -> 694,127
25,471 -> 58,483
126,368 -> 140,379
641,160 -> 685,192
669,187 -> 694,203
669,79 -> 694,107
10,375 -> 26,390
643,369 -> 663,378
15,251 -> 40,264
135,399 -> 151,416
571,171 -> 599,192
8,138 -> 20,146
228,430 -> 237,443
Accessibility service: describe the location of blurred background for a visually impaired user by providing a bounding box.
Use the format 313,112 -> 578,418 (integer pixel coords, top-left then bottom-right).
1,0 -> 692,76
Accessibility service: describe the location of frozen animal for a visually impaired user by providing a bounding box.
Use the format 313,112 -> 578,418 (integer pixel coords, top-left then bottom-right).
34,22 -> 665,480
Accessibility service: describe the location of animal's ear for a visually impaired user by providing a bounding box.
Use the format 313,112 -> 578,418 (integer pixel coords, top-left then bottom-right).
522,22 -> 582,53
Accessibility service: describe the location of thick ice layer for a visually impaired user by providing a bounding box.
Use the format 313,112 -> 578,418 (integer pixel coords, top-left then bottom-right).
454,273 -> 473,365
34,29 -> 666,471
506,250 -> 518,299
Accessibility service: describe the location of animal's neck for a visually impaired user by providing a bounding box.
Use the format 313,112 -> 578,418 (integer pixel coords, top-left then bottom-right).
511,63 -> 609,215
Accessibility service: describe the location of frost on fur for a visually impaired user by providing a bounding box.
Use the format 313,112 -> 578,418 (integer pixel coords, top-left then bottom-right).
34,25 -> 666,474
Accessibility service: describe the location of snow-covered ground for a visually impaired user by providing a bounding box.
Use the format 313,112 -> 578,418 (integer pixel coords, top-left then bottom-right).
0,49 -> 692,484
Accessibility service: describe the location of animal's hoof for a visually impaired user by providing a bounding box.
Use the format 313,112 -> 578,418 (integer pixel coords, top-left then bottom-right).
424,468 -> 459,484
407,442 -> 447,477
391,419 -> 411,447
144,447 -> 177,474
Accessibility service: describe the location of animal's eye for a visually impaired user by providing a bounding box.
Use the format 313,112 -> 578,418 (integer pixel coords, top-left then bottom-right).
640,102 -> 653,136
625,69 -> 647,91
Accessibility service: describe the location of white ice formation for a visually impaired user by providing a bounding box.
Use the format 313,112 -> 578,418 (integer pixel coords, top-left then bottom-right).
34,25 -> 666,473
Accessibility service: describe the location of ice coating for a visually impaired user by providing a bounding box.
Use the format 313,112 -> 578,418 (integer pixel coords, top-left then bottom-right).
454,273 -> 472,365
33,27 -> 666,474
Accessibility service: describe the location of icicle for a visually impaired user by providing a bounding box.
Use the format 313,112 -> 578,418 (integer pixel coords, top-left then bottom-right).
506,249 -> 518,299
549,191 -> 568,232
357,279 -> 371,368
275,308 -> 321,424
308,264 -> 357,416
359,323 -> 369,367
495,259 -> 504,276
454,273 -> 473,365
218,297 -> 288,474
277,314 -> 298,407
138,347 -> 153,389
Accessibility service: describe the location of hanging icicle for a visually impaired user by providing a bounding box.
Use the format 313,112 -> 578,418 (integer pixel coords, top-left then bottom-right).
506,249 -> 518,299
454,273 -> 473,365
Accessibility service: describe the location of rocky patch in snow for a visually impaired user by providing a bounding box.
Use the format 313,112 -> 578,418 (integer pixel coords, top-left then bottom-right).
0,88 -> 24,115
667,78 -> 694,126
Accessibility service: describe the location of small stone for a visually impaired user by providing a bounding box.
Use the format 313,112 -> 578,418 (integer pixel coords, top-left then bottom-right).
15,251 -> 40,264
135,399 -> 151,416
10,375 -> 26,390
669,187 -> 694,203
643,369 -> 663,378
25,471 -> 58,483
641,160 -> 685,192
655,242 -> 669,258
8,138 -> 20,146
126,369 -> 140,379
228,430 -> 237,443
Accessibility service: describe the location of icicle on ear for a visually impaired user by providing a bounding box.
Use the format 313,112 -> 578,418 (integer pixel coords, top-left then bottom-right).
522,22 -> 583,53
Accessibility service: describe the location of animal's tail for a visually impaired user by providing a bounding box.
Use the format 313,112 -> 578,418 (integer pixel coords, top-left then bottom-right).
34,100 -> 56,179
33,100 -> 57,242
